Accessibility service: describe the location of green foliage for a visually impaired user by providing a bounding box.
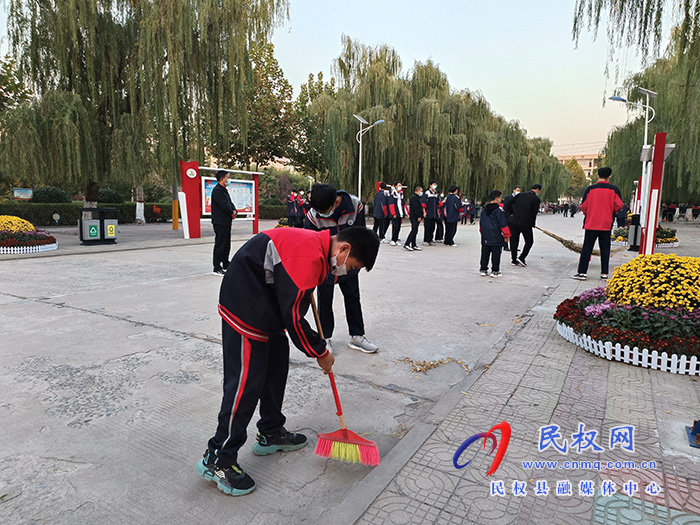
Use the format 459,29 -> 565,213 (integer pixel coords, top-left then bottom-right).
218,43 -> 294,169
0,202 -> 172,226
602,29 -> 700,202
31,186 -> 71,203
98,188 -> 126,203
0,54 -> 30,113
258,205 -> 286,219
295,36 -> 570,203
564,158 -> 586,197
6,0 -> 288,190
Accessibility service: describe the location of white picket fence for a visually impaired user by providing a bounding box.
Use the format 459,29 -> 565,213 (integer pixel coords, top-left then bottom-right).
611,241 -> 679,248
556,321 -> 700,376
0,242 -> 58,255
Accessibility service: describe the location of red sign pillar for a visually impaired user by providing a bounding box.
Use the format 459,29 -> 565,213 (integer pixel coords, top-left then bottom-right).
179,161 -> 202,239
639,133 -> 667,255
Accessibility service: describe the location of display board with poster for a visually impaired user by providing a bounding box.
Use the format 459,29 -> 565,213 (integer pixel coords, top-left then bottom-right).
201,177 -> 255,219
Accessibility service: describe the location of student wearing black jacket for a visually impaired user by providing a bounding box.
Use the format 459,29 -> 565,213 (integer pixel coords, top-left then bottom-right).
505,184 -> 541,267
403,186 -> 424,251
305,183 -> 379,354
479,190 -> 511,277
443,185 -> 463,246
372,182 -> 389,240
211,171 -> 238,276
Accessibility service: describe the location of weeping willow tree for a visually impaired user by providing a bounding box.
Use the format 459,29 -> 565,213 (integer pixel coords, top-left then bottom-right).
298,35 -> 569,203
1,0 -> 287,201
602,28 -> 700,203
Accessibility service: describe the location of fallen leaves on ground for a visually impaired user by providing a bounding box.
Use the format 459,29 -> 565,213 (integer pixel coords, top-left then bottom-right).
397,357 -> 471,374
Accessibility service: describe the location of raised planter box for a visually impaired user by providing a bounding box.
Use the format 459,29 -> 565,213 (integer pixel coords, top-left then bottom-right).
611,241 -> 679,248
0,242 -> 58,255
556,321 -> 700,376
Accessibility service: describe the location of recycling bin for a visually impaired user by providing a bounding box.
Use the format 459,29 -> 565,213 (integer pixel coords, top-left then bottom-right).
79,207 -> 119,245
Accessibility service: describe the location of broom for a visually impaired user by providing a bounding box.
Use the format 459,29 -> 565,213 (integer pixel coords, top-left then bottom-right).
310,295 -> 380,467
534,226 -> 627,257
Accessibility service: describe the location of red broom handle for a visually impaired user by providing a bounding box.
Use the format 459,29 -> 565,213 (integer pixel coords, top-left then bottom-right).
309,294 -> 347,430
328,372 -> 346,429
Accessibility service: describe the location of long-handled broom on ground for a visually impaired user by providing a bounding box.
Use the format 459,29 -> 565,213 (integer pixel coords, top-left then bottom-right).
534,226 -> 627,257
310,295 -> 380,467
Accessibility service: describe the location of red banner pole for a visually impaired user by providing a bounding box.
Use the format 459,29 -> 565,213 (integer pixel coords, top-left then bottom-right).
253,173 -> 260,234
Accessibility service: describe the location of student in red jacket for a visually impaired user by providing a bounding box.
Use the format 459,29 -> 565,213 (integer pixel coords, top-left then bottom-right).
197,226 -> 380,496
572,167 -> 623,281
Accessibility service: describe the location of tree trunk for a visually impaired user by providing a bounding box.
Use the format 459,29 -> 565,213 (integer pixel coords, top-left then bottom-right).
135,185 -> 145,224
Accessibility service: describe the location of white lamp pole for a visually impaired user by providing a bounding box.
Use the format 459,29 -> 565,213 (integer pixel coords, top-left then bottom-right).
353,114 -> 384,201
609,88 -> 657,220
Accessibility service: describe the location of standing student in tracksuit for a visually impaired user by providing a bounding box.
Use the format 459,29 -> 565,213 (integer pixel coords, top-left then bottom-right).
388,182 -> 406,245
305,183 -> 380,354
373,182 -> 389,241
403,186 -> 424,251
286,190 -> 299,227
443,185 -> 463,246
295,190 -> 307,227
435,193 -> 445,241
422,180 -> 439,245
198,226 -> 380,496
479,190 -> 511,277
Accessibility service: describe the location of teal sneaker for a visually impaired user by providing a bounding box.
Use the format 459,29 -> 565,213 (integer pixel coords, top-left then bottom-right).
195,450 -> 255,496
252,431 -> 308,456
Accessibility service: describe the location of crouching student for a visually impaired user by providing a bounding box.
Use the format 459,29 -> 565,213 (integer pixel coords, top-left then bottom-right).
197,226 -> 380,496
479,190 -> 511,277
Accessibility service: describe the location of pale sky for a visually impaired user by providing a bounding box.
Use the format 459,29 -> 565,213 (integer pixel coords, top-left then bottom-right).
272,0 -> 649,156
1,1 -> 654,157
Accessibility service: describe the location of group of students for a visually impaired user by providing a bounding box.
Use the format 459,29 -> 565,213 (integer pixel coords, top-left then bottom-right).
661,203 -> 700,222
286,189 -> 310,228
371,181 -> 477,250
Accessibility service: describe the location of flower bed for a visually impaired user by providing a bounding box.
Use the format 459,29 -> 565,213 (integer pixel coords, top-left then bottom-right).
613,226 -> 679,247
0,215 -> 58,254
554,254 -> 700,374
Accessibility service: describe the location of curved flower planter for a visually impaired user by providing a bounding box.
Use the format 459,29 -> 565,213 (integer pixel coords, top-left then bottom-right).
557,321 -> 700,376
0,242 -> 58,255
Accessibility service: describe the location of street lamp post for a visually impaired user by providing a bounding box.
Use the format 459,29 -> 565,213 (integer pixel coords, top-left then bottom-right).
609,88 -> 657,233
354,114 -> 384,201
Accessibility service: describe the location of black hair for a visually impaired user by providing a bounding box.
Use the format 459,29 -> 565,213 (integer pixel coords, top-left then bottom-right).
298,188 -> 305,192
379,182 -> 387,190
448,185 -> 459,193
531,184 -> 542,191
215,170 -> 228,181
429,179 -> 437,185
598,167 -> 612,178
489,189 -> 502,201
309,183 -> 337,212
513,185 -> 521,191
336,227 -> 380,272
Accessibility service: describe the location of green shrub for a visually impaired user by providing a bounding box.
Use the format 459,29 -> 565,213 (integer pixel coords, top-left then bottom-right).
32,186 -> 71,203
0,202 -> 173,225
258,205 -> 286,219
262,197 -> 284,206
98,187 -> 126,203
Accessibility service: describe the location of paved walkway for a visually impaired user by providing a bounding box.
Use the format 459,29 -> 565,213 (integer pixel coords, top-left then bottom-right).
1,215 -> 700,524
355,223 -> 700,524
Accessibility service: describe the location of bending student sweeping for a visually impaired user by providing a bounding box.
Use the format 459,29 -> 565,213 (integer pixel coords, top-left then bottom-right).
197,226 -> 380,496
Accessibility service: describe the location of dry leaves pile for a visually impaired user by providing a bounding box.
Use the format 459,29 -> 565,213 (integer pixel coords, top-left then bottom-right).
397,357 -> 471,374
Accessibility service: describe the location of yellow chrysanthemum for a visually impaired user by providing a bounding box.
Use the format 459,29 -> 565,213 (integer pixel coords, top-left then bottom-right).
0,215 -> 36,233
606,254 -> 700,311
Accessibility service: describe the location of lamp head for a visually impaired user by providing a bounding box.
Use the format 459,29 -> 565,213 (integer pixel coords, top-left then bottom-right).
353,114 -> 369,125
609,96 -> 628,103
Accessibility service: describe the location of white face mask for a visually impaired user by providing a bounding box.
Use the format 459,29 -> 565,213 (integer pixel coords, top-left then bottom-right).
330,247 -> 350,276
419,191 -> 424,197
431,185 -> 437,191
440,194 -> 445,199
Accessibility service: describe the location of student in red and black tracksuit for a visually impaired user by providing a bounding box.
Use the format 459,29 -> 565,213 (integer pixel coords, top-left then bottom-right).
295,189 -> 307,227
435,194 -> 446,241
286,191 -> 299,227
421,180 -> 439,244
211,170 -> 238,276
198,226 -> 380,496
443,185 -> 463,246
573,167 -> 623,281
479,190 -> 511,277
305,183 -> 380,354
